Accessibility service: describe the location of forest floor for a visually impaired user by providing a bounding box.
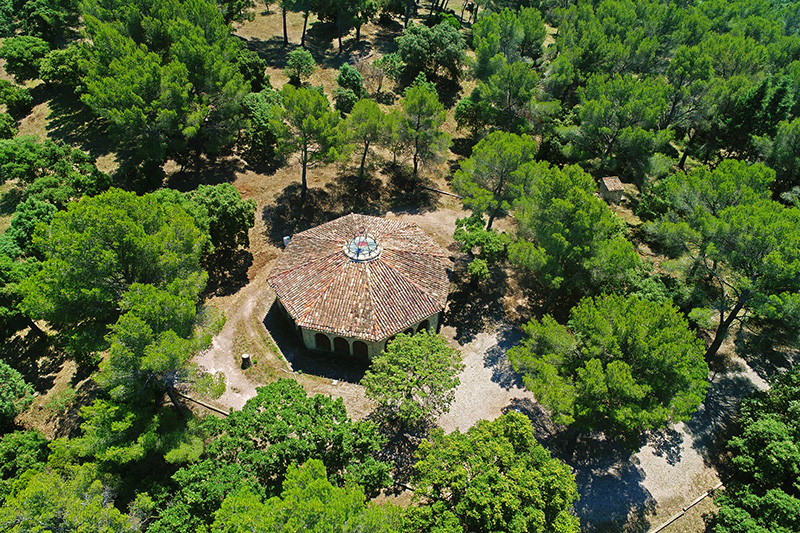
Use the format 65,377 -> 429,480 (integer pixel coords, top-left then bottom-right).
2,6 -> 777,532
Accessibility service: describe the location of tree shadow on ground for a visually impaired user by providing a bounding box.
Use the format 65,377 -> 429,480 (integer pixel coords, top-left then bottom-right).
261,168 -> 437,246
1,331 -> 63,395
684,363 -> 762,470
263,300 -> 368,383
373,19 -> 402,55
0,187 -> 23,216
203,249 -> 253,297
482,325 -> 524,389
443,259 -> 508,344
735,326 -> 798,384
506,399 -> 657,532
163,156 -> 246,191
47,91 -> 114,159
645,426 -> 684,466
239,35 -> 293,70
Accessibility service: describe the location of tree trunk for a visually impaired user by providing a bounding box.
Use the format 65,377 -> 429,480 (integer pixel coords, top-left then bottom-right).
301,11 -> 309,47
404,3 -> 411,27
359,141 -> 370,178
27,318 -> 46,339
460,1 -> 466,20
301,155 -> 308,205
540,287 -> 560,317
705,298 -> 746,360
166,385 -> 186,416
486,205 -> 501,230
679,133 -> 694,171
356,23 -> 361,42
282,7 -> 289,45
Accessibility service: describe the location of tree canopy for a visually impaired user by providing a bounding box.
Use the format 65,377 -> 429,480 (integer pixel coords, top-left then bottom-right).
408,412 -> 580,533
509,294 -> 709,446
362,330 -> 463,429
710,365 -> 800,533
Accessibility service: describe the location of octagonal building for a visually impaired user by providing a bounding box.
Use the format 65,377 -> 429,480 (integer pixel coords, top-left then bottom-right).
267,213 -> 450,360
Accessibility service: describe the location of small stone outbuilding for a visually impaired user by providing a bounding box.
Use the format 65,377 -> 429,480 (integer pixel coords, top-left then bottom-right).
599,176 -> 625,204
267,213 -> 450,360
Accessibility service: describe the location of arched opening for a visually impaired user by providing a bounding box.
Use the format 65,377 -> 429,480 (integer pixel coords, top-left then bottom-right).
404,328 -> 414,335
315,333 -> 331,351
417,320 -> 430,333
352,341 -> 368,359
384,336 -> 396,353
333,337 -> 350,355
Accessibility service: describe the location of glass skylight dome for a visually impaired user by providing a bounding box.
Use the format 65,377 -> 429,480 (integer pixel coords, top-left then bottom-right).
343,233 -> 382,261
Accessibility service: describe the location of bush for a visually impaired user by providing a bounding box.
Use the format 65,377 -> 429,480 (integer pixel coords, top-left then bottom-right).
336,63 -> 363,98
0,35 -> 49,83
0,112 -> 15,139
0,80 -> 33,115
333,87 -> 358,114
0,360 -> 33,428
284,48 -> 316,84
237,48 -> 269,92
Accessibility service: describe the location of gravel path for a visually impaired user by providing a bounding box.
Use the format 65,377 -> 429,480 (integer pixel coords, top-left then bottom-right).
437,325 -> 533,433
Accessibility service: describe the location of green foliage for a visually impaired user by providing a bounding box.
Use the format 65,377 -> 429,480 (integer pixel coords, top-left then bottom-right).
559,73 -> 671,180
0,112 -> 15,139
337,63 -> 364,98
363,330 -> 463,429
395,22 -> 466,82
0,80 -> 33,115
453,130 -> 537,229
409,412 -> 580,533
237,48 -> 269,93
190,183 -> 256,252
21,189 -> 207,356
81,0 -> 248,184
644,160 -> 800,358
274,85 -> 342,198
218,0 -> 256,24
471,8 -> 545,79
152,380 -> 390,532
72,399 -> 204,466
0,252 -> 38,340
284,48 -> 316,83
0,137 -> 111,207
710,365 -> 800,533
38,42 -> 88,92
0,359 -> 33,429
400,76 -> 450,176
0,463 -> 143,531
509,163 -> 640,298
0,35 -> 49,83
373,52 -> 403,88
509,294 -> 709,446
210,460 -> 402,533
453,214 -> 508,282
15,0 -> 80,43
242,87 -> 282,163
346,98 -> 385,177
0,197 -> 56,258
0,430 -> 48,499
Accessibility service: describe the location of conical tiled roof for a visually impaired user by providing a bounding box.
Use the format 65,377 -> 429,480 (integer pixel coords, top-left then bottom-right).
267,213 -> 450,342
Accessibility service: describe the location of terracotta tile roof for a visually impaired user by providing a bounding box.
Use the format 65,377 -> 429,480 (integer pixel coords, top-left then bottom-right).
601,176 -> 625,191
267,213 -> 450,342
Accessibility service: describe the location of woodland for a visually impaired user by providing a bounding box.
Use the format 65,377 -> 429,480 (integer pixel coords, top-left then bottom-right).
0,0 -> 799,531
